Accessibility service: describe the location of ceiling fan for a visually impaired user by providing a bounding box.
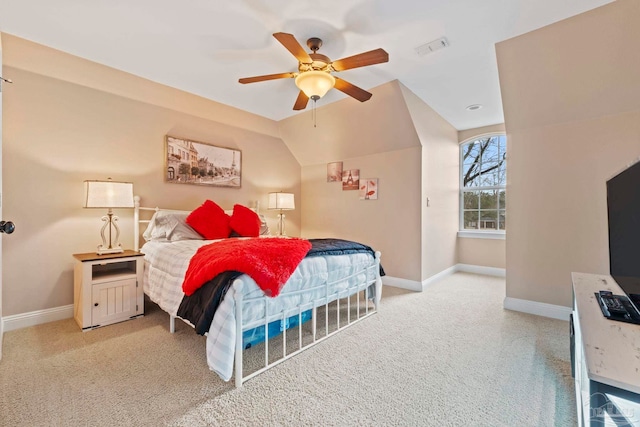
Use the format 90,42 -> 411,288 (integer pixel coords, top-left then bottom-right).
239,32 -> 389,111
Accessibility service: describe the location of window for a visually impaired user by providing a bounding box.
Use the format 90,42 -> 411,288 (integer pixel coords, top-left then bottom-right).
460,134 -> 506,233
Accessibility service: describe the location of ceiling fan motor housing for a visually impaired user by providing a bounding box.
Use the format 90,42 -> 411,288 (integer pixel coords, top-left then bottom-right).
300,53 -> 331,72
238,32 -> 389,110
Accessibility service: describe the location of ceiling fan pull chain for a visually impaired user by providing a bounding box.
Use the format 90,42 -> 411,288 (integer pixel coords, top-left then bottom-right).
313,99 -> 317,128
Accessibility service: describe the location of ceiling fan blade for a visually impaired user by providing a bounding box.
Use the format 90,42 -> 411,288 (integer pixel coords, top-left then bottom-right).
273,32 -> 313,64
331,48 -> 389,72
293,91 -> 309,110
238,72 -> 296,84
334,77 -> 373,102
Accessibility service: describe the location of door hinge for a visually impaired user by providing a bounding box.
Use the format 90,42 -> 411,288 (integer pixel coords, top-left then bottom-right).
136,304 -> 139,311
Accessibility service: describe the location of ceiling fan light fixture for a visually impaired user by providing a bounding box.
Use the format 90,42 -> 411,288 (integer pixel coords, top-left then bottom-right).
295,70 -> 336,99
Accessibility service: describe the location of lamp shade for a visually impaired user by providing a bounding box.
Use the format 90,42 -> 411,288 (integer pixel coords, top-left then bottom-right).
268,192 -> 295,210
295,71 -> 335,99
83,180 -> 134,208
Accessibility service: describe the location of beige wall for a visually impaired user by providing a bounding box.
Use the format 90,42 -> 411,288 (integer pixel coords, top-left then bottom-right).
458,238 -> 506,269
279,81 -> 423,281
496,0 -> 640,307
300,148 -> 422,280
4,35 -> 280,139
2,35 -> 301,316
399,84 -> 459,280
457,123 -> 507,269
278,80 -> 420,166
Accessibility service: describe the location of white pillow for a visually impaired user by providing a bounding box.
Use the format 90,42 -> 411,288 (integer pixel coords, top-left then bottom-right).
258,214 -> 270,236
142,211 -> 204,241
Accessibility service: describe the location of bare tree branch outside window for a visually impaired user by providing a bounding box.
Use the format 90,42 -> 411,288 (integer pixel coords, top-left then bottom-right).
461,135 -> 507,231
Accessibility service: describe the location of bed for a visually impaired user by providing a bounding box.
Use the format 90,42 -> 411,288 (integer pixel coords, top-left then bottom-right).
133,197 -> 383,387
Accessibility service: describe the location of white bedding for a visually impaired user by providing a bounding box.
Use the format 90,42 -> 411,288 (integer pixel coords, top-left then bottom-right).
141,239 -> 377,381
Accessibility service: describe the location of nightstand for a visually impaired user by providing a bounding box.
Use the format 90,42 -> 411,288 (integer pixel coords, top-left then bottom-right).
73,250 -> 144,330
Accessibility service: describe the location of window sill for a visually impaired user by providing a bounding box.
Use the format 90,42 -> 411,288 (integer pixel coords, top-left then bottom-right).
457,231 -> 506,240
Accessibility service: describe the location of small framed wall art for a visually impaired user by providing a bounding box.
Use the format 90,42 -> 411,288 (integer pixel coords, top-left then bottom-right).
342,169 -> 360,191
327,161 -> 343,182
359,178 -> 378,200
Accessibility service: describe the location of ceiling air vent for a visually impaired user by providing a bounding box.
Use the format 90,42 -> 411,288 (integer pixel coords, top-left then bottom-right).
415,37 -> 449,57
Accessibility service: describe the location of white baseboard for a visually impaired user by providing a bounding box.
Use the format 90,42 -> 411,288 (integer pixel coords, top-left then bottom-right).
382,276 -> 422,292
383,264 -> 505,292
422,265 -> 458,290
503,297 -> 571,321
457,264 -> 506,277
2,304 -> 74,332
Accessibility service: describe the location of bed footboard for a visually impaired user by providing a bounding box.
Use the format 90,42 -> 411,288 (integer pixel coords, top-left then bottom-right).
234,251 -> 381,388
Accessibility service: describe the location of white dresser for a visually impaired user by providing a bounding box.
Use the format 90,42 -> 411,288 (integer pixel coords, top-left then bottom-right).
571,272 -> 640,426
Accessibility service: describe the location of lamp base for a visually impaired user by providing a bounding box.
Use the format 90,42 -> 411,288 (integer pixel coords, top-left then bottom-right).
96,246 -> 124,255
277,212 -> 287,236
96,210 -> 124,255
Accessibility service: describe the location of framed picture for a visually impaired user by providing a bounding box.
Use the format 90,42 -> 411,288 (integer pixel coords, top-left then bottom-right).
165,136 -> 241,188
359,178 -> 379,200
342,169 -> 360,191
327,161 -> 343,182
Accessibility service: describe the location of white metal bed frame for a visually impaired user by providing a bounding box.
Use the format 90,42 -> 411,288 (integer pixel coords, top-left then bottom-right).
133,196 -> 382,387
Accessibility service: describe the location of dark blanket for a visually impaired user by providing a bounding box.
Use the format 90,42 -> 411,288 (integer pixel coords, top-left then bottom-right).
177,238 -> 383,335
305,238 -> 386,276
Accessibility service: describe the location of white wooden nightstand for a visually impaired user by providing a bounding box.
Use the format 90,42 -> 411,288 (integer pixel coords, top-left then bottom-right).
73,250 -> 144,330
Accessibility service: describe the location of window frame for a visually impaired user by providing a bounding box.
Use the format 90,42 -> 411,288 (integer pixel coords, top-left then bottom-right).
458,133 -> 507,239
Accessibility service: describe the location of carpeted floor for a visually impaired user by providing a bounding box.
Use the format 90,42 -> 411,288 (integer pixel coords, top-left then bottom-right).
0,273 -> 576,426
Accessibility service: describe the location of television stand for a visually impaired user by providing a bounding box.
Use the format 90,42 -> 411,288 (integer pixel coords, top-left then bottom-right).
571,273 -> 640,427
595,290 -> 640,324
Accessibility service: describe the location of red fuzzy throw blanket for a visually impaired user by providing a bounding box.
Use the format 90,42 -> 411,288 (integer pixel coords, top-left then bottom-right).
182,237 -> 312,297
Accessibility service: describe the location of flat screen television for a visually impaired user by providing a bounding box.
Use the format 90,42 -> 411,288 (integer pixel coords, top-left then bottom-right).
607,159 -> 640,312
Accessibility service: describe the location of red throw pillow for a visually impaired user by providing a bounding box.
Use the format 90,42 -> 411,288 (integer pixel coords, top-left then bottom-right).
229,204 -> 261,237
186,200 -> 231,239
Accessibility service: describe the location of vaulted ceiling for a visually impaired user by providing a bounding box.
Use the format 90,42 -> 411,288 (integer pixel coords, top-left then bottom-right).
0,0 -> 612,130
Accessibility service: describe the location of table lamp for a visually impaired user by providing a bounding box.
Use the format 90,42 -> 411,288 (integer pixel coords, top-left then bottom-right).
268,192 -> 295,236
84,179 -> 134,254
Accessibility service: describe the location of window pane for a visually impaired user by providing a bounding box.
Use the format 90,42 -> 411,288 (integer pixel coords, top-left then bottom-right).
460,134 -> 507,232
479,210 -> 497,230
498,160 -> 507,185
463,211 -> 479,229
462,142 -> 481,165
480,190 -> 498,210
497,135 -> 507,157
462,163 -> 481,187
479,162 -> 501,186
483,137 -> 500,162
463,191 -> 479,209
